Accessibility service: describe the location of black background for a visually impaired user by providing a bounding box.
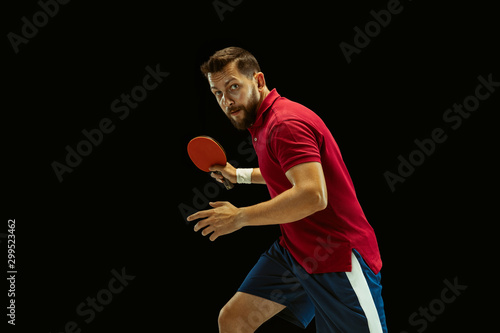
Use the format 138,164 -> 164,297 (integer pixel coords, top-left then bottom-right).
4,0 -> 498,332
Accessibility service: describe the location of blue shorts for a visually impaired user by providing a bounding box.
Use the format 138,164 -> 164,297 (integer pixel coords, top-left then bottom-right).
238,240 -> 387,333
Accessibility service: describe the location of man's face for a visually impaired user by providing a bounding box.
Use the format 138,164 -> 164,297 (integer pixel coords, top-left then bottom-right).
208,63 -> 260,130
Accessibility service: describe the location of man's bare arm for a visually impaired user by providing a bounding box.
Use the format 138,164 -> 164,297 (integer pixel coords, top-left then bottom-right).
210,163 -> 266,184
240,162 -> 327,226
188,162 -> 327,241
249,168 -> 265,184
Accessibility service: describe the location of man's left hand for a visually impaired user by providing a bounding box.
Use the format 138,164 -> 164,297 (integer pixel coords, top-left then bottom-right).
187,201 -> 245,241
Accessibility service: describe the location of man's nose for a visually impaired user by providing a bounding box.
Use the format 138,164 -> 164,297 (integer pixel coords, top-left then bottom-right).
221,94 -> 234,108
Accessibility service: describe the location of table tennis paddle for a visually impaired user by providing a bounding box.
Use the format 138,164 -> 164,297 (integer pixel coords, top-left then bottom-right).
187,136 -> 234,190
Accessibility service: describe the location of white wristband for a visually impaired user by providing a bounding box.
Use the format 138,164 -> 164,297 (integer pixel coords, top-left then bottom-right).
236,168 -> 253,184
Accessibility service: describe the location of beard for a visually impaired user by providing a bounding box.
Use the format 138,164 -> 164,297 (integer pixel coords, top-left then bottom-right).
226,86 -> 260,131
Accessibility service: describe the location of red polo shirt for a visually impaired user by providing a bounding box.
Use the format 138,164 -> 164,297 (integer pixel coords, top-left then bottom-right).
248,89 -> 382,274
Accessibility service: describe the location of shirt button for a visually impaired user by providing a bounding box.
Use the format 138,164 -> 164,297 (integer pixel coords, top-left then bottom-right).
254,138 -> 258,142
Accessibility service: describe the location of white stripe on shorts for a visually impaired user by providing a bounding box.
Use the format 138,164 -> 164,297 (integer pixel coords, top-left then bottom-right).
345,251 -> 383,333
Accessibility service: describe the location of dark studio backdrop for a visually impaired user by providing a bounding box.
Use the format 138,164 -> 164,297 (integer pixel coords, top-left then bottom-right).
4,0 -> 498,332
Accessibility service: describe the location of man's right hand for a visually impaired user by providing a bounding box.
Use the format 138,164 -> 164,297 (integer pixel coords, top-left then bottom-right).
209,162 -> 237,184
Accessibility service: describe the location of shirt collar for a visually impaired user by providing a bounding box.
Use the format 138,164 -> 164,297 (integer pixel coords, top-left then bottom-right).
249,88 -> 280,130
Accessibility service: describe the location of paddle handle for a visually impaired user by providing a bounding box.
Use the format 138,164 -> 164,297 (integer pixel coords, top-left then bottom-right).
215,171 -> 234,190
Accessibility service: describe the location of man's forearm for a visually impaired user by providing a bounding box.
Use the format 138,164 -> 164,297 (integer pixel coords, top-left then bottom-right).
250,168 -> 266,184
239,162 -> 327,226
189,162 -> 328,241
237,184 -> 326,227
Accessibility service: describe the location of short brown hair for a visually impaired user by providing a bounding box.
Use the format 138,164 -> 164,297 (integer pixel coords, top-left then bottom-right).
200,47 -> 261,79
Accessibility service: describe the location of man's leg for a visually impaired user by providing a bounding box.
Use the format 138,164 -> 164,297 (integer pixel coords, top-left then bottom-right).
295,250 -> 387,333
218,291 -> 286,333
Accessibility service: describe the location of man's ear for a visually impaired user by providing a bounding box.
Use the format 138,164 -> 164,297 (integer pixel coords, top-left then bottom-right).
254,72 -> 266,91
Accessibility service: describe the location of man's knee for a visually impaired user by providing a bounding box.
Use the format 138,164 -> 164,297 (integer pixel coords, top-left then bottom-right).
218,303 -> 254,333
218,304 -> 232,328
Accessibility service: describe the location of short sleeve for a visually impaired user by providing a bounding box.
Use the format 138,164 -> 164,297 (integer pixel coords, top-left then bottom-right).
268,120 -> 322,173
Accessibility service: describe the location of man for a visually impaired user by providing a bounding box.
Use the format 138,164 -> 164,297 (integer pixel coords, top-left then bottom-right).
187,47 -> 387,333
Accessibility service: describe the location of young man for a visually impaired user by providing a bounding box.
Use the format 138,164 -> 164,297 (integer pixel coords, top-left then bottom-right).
187,47 -> 387,333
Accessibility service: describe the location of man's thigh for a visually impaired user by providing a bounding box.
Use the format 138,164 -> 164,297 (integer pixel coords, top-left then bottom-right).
236,240 -> 316,329
219,292 -> 286,332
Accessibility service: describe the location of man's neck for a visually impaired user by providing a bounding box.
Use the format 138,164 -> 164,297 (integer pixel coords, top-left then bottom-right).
257,86 -> 271,112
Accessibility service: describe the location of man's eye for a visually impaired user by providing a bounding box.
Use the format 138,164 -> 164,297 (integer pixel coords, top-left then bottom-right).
215,91 -> 222,96
230,84 -> 239,90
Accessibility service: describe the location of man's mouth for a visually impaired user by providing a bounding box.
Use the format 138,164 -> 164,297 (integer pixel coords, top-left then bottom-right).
230,109 -> 242,117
